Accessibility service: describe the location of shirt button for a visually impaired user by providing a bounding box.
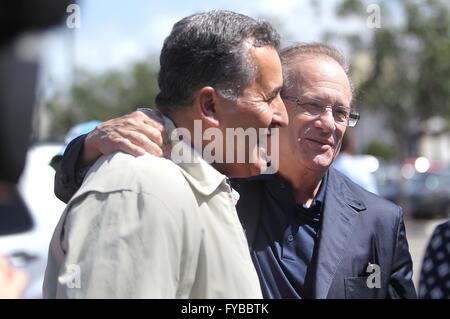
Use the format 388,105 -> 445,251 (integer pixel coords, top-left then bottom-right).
287,234 -> 294,242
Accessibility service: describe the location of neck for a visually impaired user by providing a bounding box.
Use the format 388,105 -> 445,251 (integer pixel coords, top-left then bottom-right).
279,164 -> 326,206
166,109 -> 203,154
168,110 -> 227,173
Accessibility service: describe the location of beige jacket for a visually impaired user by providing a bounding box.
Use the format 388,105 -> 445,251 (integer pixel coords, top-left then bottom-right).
43,118 -> 262,299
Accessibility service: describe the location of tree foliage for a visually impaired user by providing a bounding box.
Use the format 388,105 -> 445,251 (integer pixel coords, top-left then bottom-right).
331,0 -> 450,157
43,58 -> 159,139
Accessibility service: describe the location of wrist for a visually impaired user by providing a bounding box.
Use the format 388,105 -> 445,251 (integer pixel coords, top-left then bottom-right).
79,131 -> 102,168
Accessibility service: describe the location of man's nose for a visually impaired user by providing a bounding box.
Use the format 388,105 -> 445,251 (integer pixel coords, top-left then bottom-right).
272,95 -> 289,127
315,108 -> 335,132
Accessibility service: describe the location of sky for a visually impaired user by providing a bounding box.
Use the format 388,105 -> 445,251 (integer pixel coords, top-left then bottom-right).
40,0 -> 374,92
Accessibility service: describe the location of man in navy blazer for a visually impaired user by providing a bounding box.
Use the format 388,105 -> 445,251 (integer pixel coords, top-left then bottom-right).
53,43 -> 416,299
233,167 -> 414,298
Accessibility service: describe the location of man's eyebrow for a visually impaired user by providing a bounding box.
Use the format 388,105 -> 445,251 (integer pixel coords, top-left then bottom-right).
268,86 -> 283,97
299,94 -> 322,102
301,93 -> 350,108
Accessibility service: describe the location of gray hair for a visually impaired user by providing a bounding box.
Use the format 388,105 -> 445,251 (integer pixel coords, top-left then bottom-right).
155,10 -> 280,111
280,42 -> 353,96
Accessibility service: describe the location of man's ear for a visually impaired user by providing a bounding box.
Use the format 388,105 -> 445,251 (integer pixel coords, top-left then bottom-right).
195,86 -> 220,127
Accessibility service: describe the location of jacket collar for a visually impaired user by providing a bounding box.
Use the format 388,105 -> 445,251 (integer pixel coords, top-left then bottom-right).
163,116 -> 227,196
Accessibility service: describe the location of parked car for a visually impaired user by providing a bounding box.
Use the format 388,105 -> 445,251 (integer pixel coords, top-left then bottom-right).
374,162 -> 450,219
0,144 -> 65,298
406,170 -> 450,219
374,162 -> 402,203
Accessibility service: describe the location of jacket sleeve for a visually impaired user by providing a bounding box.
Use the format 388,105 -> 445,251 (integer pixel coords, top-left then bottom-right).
54,190 -> 194,298
54,134 -> 89,203
387,207 -> 417,298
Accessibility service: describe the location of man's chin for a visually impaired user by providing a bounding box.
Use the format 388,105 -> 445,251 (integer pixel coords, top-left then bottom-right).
309,156 -> 333,171
225,161 -> 267,178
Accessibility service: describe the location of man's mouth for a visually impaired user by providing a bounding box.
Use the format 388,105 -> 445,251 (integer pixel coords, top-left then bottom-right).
304,137 -> 334,148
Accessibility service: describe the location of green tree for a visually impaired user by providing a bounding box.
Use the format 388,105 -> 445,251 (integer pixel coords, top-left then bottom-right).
43,57 -> 159,139
364,139 -> 398,161
328,0 -> 450,159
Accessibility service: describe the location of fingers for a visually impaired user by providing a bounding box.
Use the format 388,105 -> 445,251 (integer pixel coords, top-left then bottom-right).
0,256 -> 28,299
136,108 -> 165,128
133,109 -> 171,159
135,109 -> 170,153
82,108 -> 167,165
111,138 -> 147,157
113,112 -> 165,143
129,109 -> 164,129
137,124 -> 164,147
0,256 -> 10,273
6,269 -> 28,299
113,130 -> 163,157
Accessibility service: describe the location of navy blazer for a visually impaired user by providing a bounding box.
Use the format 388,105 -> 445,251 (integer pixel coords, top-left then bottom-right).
233,167 -> 417,299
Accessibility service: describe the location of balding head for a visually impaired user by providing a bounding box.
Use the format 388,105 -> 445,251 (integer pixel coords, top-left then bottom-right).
280,43 -> 353,104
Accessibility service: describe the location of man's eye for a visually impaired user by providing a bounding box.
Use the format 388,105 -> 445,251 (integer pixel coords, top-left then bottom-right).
304,102 -> 322,111
265,96 -> 276,103
309,102 -> 322,108
334,107 -> 350,117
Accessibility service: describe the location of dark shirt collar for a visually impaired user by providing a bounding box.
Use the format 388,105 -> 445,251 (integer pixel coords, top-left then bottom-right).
251,171 -> 329,299
305,171 -> 328,212
264,171 -> 329,215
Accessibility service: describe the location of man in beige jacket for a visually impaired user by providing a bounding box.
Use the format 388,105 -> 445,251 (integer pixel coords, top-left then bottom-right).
43,10 -> 288,298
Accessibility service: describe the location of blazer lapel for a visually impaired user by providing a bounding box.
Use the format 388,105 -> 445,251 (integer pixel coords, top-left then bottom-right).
314,168 -> 367,299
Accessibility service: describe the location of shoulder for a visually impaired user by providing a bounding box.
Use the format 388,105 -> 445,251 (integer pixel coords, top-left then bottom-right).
63,152 -> 202,238
423,220 -> 450,260
72,152 -> 195,203
431,220 -> 450,238
329,166 -> 402,222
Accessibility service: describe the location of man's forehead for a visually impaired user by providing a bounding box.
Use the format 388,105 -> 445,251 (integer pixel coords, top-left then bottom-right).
293,56 -> 347,79
249,46 -> 283,86
290,56 -> 351,99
